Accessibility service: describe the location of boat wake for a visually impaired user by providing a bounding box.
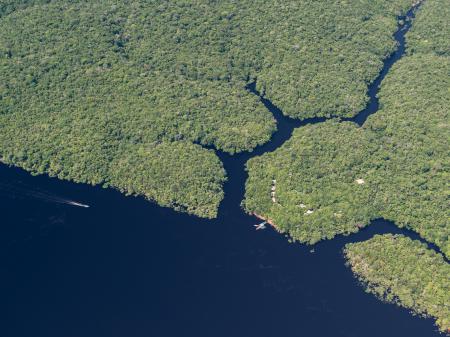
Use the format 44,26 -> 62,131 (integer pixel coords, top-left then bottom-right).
0,181 -> 89,208
66,201 -> 90,208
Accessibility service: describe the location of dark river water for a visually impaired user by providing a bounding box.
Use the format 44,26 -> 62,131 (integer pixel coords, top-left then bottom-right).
0,4 -> 443,337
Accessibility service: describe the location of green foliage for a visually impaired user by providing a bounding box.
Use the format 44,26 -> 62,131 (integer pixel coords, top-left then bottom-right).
252,0 -> 415,119
366,53 -> 450,256
406,0 -> 450,57
0,0 -> 416,216
344,234 -> 450,333
0,2 -> 276,154
244,55 -> 450,252
244,2 -> 450,256
244,120 -> 379,243
0,0 -> 50,18
109,142 -> 226,218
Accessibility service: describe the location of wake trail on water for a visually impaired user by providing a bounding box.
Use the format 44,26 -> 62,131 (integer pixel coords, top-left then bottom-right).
0,181 -> 89,208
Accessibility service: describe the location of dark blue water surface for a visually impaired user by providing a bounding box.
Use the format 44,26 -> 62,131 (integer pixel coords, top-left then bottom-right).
0,4 -> 443,337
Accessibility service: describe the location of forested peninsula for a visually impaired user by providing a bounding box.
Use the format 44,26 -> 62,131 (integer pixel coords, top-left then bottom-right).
345,235 -> 450,333
1,0 -> 417,217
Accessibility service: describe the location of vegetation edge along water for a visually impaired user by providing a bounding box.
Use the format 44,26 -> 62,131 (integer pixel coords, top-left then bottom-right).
344,234 -> 450,333
0,0 -> 419,217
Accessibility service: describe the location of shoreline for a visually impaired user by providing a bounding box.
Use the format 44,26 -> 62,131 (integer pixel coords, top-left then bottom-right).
251,212 -> 279,231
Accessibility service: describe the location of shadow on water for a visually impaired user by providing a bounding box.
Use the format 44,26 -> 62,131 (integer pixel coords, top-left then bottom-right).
0,2 -> 443,337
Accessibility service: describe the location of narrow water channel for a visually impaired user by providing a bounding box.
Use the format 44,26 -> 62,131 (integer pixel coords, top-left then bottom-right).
0,2 -> 443,337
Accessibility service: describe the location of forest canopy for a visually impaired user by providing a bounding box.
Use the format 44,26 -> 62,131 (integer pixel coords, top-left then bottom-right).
0,0 -> 417,216
344,234 -> 450,333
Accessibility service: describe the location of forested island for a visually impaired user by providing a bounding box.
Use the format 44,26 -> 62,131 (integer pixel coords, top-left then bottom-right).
0,0 -> 449,333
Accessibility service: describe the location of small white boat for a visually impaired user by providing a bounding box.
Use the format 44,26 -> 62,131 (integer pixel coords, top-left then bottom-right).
254,222 -> 267,230
68,201 -> 90,208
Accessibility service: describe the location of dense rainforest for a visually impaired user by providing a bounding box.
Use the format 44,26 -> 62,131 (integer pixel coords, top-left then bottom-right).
244,0 -> 450,258
1,0 -> 416,216
344,235 -> 450,333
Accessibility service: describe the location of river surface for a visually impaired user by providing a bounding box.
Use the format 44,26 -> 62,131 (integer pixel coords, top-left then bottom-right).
0,3 -> 443,337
